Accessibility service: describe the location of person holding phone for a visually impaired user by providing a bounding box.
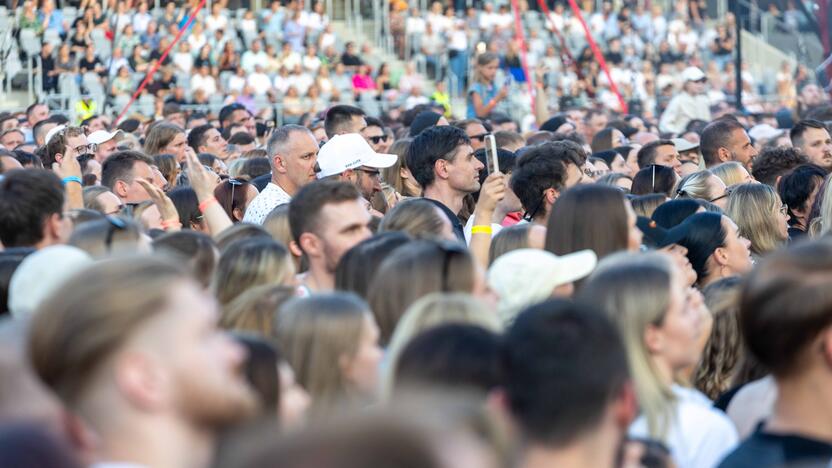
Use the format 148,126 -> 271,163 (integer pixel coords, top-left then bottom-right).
467,52 -> 509,119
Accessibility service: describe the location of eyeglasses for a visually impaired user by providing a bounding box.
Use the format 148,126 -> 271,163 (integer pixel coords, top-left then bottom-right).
356,168 -> 381,178
73,143 -> 98,154
104,216 -> 127,252
368,135 -> 388,144
469,133 -> 489,142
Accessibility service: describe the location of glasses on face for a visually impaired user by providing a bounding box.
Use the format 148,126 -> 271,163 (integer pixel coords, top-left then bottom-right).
469,133 -> 489,142
73,143 -> 98,154
709,188 -> 732,204
368,135 -> 388,144
104,216 -> 127,252
356,168 -> 381,179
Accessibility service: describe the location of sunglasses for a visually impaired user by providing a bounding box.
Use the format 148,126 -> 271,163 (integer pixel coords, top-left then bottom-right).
368,135 -> 388,144
469,133 -> 489,142
356,168 -> 381,178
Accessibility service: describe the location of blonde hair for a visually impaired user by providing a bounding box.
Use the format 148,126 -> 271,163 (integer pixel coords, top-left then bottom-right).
693,277 -> 743,400
710,162 -> 748,186
809,177 -> 832,237
275,293 -> 372,414
380,138 -> 419,197
675,170 -> 718,201
220,284 -> 297,336
577,252 -> 677,440
378,198 -> 449,240
212,238 -> 295,305
725,183 -> 786,255
382,293 -> 501,399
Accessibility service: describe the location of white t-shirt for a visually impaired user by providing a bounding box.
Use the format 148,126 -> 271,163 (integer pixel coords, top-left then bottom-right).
243,182 -> 292,224
629,385 -> 739,468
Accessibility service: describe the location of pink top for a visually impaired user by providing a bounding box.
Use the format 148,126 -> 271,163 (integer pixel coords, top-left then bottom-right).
352,74 -> 376,91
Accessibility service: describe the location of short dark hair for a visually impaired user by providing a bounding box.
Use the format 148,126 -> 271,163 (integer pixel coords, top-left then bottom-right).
777,164 -> 827,223
44,126 -> 85,167
789,119 -> 828,148
0,169 -> 64,248
101,150 -> 154,190
510,145 -> 569,220
218,103 -> 248,128
700,119 -> 745,167
364,116 -> 385,130
631,164 -> 678,197
741,240 -> 832,377
751,146 -> 810,187
288,180 -> 361,244
32,117 -> 57,144
151,230 -> 217,288
227,131 -> 256,146
394,324 -> 502,394
636,139 -> 674,168
503,299 -> 629,445
676,212 -> 726,283
187,124 -> 215,152
407,126 -> 471,189
0,113 -> 16,129
324,105 -> 365,138
25,102 -> 47,119
494,130 -> 524,150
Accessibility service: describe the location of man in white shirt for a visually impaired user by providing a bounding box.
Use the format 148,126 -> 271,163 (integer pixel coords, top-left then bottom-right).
241,40 -> 269,74
244,125 -> 320,224
28,257 -> 258,467
247,64 -> 272,96
659,67 -> 711,135
190,65 -> 218,96
316,133 -> 397,204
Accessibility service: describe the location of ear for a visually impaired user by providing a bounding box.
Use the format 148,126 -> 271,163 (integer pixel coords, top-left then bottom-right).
433,159 -> 450,180
232,206 -> 245,221
114,179 -> 130,198
712,246 -> 729,266
643,323 -> 664,355
54,153 -> 64,164
341,169 -> 356,183
288,240 -> 304,258
717,147 -> 731,163
545,187 -> 558,205
273,154 -> 287,174
399,166 -> 411,180
44,212 -> 63,242
298,232 -> 321,258
611,380 -> 638,429
114,352 -> 166,412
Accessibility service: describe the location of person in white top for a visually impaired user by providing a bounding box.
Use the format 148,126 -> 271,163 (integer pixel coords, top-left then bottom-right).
205,2 -> 228,32
241,40 -> 270,74
190,65 -> 218,96
659,66 -> 711,135
578,252 -> 739,468
243,125 -> 320,224
247,64 -> 272,96
28,257 -> 258,467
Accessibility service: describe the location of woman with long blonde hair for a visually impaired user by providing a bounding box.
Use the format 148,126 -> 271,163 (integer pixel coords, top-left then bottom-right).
577,252 -> 738,468
725,183 -> 789,258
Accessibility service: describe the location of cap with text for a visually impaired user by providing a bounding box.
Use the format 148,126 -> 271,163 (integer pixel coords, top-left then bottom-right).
316,133 -> 397,179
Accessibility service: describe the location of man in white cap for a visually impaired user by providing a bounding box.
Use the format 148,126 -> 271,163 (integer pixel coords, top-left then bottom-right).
87,129 -> 123,163
315,133 -> 397,204
659,66 -> 711,135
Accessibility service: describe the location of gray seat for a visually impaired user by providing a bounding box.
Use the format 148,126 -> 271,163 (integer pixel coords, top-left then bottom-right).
43,29 -> 62,47
18,28 -> 41,57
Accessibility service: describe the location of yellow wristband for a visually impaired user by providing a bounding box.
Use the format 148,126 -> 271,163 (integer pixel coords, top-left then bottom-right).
471,225 -> 493,235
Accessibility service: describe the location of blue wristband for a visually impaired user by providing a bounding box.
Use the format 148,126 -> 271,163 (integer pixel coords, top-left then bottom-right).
62,176 -> 82,186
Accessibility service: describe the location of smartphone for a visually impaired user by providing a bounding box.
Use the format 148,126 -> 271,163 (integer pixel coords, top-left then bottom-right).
484,134 -> 499,174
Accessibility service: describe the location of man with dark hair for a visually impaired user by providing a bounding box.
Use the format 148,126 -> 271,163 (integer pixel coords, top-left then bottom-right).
226,132 -> 257,153
408,126 -> 483,240
44,126 -> 91,168
186,111 -> 209,130
777,164 -> 827,239
32,117 -> 58,147
25,103 -> 49,130
751,146 -> 810,187
243,125 -> 319,224
790,119 -> 832,171
637,139 -> 681,175
502,299 -> 635,468
324,105 -> 367,139
719,241 -> 832,467
494,130 -> 525,152
700,118 -> 758,169
188,124 -> 229,160
0,128 -> 24,150
510,141 -> 585,225
0,169 -> 68,249
583,109 -> 608,143
0,113 -> 18,132
101,150 -> 155,205
289,180 -> 372,292
362,116 -> 391,153
218,103 -> 256,137
452,118 -> 490,151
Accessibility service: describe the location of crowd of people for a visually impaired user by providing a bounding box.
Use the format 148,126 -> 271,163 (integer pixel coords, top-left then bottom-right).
2,0 -> 832,468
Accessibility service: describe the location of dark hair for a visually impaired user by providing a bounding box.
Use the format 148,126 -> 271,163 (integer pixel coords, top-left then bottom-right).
407,126 -> 471,189
676,212 -> 726,283
167,187 -> 202,229
228,131 -> 256,146
509,142 -> 576,220
652,199 -> 702,229
219,103 -> 248,128
12,150 -> 42,169
187,124 -> 216,152
324,105 -> 365,138
234,334 -> 283,411
777,164 -> 827,225
636,139 -> 674,168
741,240 -> 832,377
751,146 -> 809,187
631,165 -> 677,197
0,423 -> 83,468
101,150 -> 154,190
289,181 -> 361,245
32,117 -> 57,145
393,324 -> 502,394
503,299 -> 629,445
0,169 -> 64,248
525,130 -> 554,146
153,153 -> 178,188
197,153 -> 217,167
214,178 -> 252,222
473,147 -> 516,188
44,126 -> 85,167
241,157 -> 271,180
364,116 -> 385,130
151,230 -> 218,288
335,232 -> 411,299
592,150 -> 619,168
545,184 -> 630,260
493,131 -> 524,150
789,119 -> 828,149
0,251 -> 31,315
590,127 -> 616,153
700,119 -> 745,167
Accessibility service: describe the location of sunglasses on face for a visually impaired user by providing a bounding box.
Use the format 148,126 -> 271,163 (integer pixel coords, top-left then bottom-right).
368,135 -> 388,144
469,133 -> 489,142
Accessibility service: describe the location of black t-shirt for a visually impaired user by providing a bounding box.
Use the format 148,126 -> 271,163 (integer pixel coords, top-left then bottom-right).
341,53 -> 363,67
718,431 -> 832,468
424,198 -> 465,242
149,50 -> 172,67
78,56 -> 100,73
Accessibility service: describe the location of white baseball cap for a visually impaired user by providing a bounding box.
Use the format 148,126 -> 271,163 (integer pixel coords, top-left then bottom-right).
316,133 -> 397,179
748,124 -> 785,142
672,138 -> 699,153
487,248 -> 597,324
682,66 -> 706,82
87,129 -> 123,145
44,124 -> 66,145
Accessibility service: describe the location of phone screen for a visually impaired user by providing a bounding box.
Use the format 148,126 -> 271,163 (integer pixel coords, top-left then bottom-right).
484,134 -> 499,174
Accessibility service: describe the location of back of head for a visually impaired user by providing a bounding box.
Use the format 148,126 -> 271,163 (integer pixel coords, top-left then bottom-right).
636,140 -> 674,169
751,146 -> 808,187
324,105 -> 365,139
407,126 -> 470,189
221,284 -> 297,336
590,127 -> 615,153
68,216 -> 144,258
676,212 -> 726,282
151,230 -> 218,288
652,199 -> 702,229
215,223 -> 272,252
503,299 -> 629,446
378,198 -> 449,240
741,240 -> 832,378
629,194 -> 666,218
700,118 -> 744,167
335,231 -> 412,299
510,142 -> 577,218
213,237 -> 293,305
28,257 -> 187,407
675,169 -> 716,201
777,164 -> 827,222
631,164 -> 677,197
488,224 -> 532,264
289,181 -> 361,245
545,184 -> 629,259
0,169 -> 64,248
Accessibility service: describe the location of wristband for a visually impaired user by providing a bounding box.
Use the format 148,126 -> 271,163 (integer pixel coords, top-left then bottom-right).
160,219 -> 182,230
471,225 -> 493,235
62,176 -> 82,186
198,196 -> 218,213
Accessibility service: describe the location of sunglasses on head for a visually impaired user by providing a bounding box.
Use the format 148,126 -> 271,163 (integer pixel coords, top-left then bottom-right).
227,178 -> 244,214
